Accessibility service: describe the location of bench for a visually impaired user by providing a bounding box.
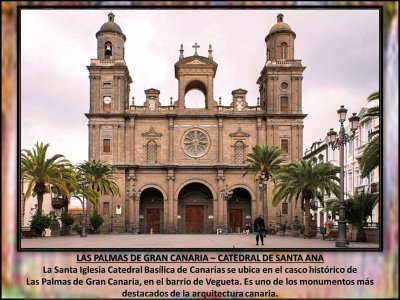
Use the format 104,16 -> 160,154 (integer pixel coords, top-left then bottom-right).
21,230 -> 37,238
323,230 -> 338,240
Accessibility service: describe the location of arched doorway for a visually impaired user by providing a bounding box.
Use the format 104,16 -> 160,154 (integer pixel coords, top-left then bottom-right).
139,188 -> 164,234
177,182 -> 213,233
227,188 -> 252,233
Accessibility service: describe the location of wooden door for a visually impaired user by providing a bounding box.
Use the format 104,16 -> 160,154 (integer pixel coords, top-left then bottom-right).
186,205 -> 204,233
230,209 -> 242,232
147,208 -> 160,233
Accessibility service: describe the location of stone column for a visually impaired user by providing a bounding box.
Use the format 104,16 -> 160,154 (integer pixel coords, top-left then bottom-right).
125,120 -> 130,164
130,118 -> 135,163
96,124 -> 101,160
166,172 -> 175,233
113,125 -> 118,162
216,174 -> 225,232
256,117 -> 262,145
168,118 -> 174,163
218,118 -> 223,163
94,75 -> 101,113
88,123 -> 93,160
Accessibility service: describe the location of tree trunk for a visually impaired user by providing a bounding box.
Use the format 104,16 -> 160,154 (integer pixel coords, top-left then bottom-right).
356,227 -> 368,242
304,198 -> 311,237
37,193 -> 44,216
264,183 -> 268,228
63,196 -> 69,215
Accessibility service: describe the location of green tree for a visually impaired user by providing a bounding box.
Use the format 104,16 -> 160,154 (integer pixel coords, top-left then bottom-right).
360,91 -> 380,178
77,160 -> 120,214
21,142 -> 72,216
325,191 -> 378,242
272,160 -> 340,237
243,145 -> 285,226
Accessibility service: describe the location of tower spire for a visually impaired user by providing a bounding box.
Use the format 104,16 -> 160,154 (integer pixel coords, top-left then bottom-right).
208,44 -> 213,60
179,44 -> 184,60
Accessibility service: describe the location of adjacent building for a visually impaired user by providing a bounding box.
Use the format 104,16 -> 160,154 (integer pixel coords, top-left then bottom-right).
303,100 -> 380,229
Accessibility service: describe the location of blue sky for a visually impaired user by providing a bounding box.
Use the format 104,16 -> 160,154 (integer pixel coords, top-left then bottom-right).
21,9 -> 379,164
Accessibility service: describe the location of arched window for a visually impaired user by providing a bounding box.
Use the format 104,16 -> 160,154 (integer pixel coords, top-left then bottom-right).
147,141 -> 157,164
281,139 -> 289,154
267,48 -> 270,60
281,42 -> 288,59
105,41 -> 112,59
281,96 -> 289,112
234,141 -> 245,164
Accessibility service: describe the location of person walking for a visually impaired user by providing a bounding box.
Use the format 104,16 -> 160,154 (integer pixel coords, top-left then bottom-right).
253,215 -> 266,245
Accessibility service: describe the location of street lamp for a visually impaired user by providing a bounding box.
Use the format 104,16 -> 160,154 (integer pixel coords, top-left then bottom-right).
258,172 -> 268,224
131,187 -> 141,234
220,184 -> 233,233
78,178 -> 89,238
327,105 -> 360,247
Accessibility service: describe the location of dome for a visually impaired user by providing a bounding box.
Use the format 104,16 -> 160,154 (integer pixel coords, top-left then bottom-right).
269,21 -> 292,34
96,12 -> 126,40
268,14 -> 294,35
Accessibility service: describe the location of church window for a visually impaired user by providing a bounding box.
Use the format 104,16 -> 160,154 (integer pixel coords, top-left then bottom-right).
234,141 -> 245,164
103,202 -> 110,215
103,139 -> 111,153
105,41 -> 112,59
281,42 -> 288,59
147,140 -> 157,164
267,48 -> 270,60
280,82 -> 288,91
183,129 -> 210,158
281,139 -> 289,154
281,96 -> 289,112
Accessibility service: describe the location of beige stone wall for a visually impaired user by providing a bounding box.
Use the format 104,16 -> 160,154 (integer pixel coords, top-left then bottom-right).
87,15 -> 306,234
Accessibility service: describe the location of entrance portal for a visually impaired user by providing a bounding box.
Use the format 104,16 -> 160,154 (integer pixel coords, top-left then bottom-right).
229,209 -> 242,233
139,188 -> 164,234
147,208 -> 161,233
227,188 -> 252,233
186,205 -> 204,233
178,182 -> 213,233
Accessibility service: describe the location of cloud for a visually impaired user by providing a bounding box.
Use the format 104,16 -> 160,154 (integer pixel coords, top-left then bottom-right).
20,9 -> 379,163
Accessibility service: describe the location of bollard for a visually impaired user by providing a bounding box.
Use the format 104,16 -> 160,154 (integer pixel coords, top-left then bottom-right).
150,228 -> 154,235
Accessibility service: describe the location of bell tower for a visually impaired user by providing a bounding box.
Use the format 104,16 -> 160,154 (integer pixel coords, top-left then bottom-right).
174,43 -> 218,110
87,12 -> 132,115
257,14 -> 307,160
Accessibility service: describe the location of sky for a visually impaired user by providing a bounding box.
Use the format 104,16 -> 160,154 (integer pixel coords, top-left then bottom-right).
21,8 -> 379,164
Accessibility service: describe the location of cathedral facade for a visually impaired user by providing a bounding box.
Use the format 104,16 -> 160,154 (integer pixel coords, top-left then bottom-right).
86,12 -> 306,234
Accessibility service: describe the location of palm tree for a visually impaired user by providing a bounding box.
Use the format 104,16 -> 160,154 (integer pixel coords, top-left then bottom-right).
325,191 -> 378,242
360,91 -> 380,178
272,160 -> 340,237
77,160 -> 120,214
243,145 -> 285,226
21,142 -> 72,216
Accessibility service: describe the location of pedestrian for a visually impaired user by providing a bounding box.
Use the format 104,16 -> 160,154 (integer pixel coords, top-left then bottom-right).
253,215 -> 266,245
245,223 -> 250,236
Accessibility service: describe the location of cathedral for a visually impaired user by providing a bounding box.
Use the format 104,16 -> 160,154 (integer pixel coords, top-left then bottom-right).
86,12 -> 306,234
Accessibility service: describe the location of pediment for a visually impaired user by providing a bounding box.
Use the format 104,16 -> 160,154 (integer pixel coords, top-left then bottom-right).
186,59 -> 207,65
142,127 -> 162,137
229,127 -> 250,138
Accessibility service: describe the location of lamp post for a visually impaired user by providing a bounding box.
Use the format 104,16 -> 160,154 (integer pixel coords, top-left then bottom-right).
258,172 -> 268,224
220,184 -> 233,233
131,187 -> 141,234
78,178 -> 89,238
327,105 -> 360,248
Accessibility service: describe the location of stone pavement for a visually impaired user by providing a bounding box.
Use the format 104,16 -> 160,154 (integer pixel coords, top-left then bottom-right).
20,233 -> 379,250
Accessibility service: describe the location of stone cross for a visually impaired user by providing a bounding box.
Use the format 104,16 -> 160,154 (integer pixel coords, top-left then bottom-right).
192,42 -> 200,55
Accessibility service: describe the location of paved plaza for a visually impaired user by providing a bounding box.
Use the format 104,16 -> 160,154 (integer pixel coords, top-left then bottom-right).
21,234 -> 379,250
